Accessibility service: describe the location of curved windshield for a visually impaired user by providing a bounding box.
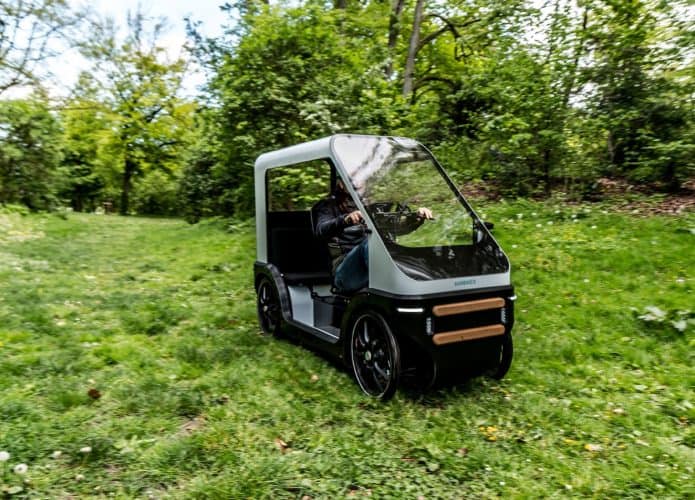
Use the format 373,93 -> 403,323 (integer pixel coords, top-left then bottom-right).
333,135 -> 509,280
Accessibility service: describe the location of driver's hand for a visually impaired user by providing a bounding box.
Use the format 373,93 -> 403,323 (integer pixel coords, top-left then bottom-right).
344,210 -> 364,225
417,207 -> 434,220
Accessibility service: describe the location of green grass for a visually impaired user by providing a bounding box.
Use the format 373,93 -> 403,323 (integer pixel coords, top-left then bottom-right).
0,202 -> 693,498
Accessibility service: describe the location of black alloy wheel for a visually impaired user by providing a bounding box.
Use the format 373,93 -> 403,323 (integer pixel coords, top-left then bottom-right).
488,333 -> 513,380
256,277 -> 281,335
349,312 -> 400,400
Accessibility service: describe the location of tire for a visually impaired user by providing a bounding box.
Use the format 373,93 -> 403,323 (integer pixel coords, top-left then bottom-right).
488,333 -> 513,380
349,311 -> 400,400
256,277 -> 282,336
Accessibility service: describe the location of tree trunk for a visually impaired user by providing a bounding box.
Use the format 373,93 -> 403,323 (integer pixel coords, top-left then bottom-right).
542,148 -> 552,197
402,0 -> 425,98
334,0 -> 347,9
120,158 -> 134,215
385,0 -> 406,79
561,7 -> 588,110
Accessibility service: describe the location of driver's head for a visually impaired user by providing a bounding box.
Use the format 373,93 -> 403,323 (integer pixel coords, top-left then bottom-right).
334,179 -> 348,200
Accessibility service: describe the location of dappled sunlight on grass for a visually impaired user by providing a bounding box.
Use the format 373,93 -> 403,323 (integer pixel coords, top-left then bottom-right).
0,205 -> 692,497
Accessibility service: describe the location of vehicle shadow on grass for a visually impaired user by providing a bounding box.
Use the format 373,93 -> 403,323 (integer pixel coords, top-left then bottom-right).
278,330 -> 493,406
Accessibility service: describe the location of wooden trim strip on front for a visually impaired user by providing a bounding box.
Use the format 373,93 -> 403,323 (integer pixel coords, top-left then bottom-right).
432,324 -> 505,345
432,298 -> 505,317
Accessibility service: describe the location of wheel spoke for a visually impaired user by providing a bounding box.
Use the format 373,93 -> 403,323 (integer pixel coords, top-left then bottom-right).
371,366 -> 386,392
373,362 -> 389,381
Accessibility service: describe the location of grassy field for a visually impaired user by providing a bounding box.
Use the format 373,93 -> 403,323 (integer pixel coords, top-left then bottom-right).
0,200 -> 693,498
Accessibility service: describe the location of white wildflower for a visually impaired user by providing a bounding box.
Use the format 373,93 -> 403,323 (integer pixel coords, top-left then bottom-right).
52,450 -> 62,459
13,463 -> 28,474
75,473 -> 85,481
80,446 -> 92,454
0,450 -> 9,461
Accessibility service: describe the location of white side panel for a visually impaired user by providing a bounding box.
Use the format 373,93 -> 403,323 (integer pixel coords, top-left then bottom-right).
255,165 -> 267,262
288,286 -> 314,326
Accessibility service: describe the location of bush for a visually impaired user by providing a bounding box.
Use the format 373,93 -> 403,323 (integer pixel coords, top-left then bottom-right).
131,171 -> 182,216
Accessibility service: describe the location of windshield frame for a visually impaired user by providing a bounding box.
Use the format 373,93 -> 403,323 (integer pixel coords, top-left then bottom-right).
331,134 -> 485,241
330,134 -> 509,281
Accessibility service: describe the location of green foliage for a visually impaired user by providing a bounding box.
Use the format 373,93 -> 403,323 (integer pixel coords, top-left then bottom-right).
0,203 -> 692,496
188,2 -> 402,216
184,0 -> 693,214
585,0 -> 694,189
0,0 -> 83,96
1,0 -> 693,218
58,75 -> 110,212
131,170 -> 182,216
76,10 -> 195,214
267,162 -> 331,212
0,97 -> 63,210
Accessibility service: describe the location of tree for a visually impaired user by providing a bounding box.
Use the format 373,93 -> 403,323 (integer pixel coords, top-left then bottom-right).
58,74 -> 108,212
586,0 -> 694,189
79,10 -> 193,214
0,0 -> 82,95
190,2 -> 396,216
0,96 -> 63,209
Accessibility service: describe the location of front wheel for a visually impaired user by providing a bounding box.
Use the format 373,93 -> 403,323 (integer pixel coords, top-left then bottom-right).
256,277 -> 282,336
488,334 -> 513,380
349,312 -> 400,400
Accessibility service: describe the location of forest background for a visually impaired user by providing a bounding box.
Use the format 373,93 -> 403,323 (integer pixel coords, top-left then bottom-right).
1,0 -> 693,219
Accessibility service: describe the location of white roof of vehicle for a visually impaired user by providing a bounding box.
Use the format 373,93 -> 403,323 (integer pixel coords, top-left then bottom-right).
254,136 -> 335,172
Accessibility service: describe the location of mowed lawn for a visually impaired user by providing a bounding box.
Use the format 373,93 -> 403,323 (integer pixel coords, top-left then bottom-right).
0,202 -> 693,498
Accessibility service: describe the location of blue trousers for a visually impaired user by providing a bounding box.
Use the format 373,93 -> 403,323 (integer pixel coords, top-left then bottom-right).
334,239 -> 369,293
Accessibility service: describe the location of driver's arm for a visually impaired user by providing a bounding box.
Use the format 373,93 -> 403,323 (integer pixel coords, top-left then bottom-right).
393,206 -> 433,236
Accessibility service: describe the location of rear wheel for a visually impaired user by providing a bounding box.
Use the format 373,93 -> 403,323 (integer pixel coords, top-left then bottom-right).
349,312 -> 400,400
256,277 -> 282,336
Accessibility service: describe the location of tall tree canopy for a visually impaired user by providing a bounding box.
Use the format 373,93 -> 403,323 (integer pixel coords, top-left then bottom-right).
0,0 -> 82,95
1,0 -> 692,217
78,10 -> 194,214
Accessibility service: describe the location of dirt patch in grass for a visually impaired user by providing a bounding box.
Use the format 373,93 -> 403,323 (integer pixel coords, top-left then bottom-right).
463,177 -> 695,215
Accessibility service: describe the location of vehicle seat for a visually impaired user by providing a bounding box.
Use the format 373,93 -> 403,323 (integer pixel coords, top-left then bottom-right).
267,210 -> 332,286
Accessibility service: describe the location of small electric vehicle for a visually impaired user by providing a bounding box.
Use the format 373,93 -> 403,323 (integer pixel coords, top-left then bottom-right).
254,134 -> 515,400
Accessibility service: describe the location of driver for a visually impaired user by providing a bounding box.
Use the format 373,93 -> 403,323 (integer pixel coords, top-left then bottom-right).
314,179 -> 433,293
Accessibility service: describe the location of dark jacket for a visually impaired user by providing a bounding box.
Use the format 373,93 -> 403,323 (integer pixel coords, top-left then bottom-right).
313,197 -> 365,271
